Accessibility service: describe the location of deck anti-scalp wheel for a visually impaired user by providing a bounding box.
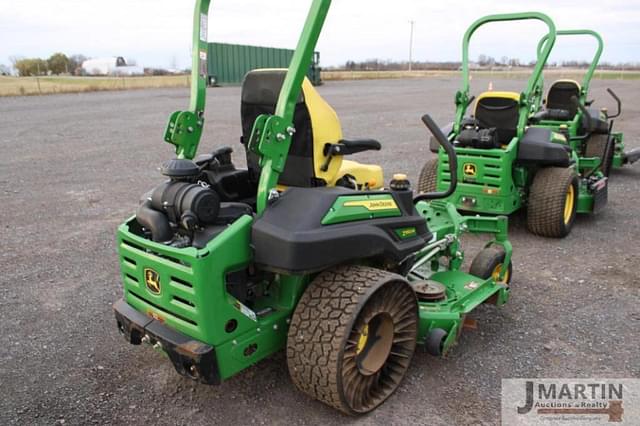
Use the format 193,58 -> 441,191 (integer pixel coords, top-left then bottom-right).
287,265 -> 418,415
469,246 -> 512,285
527,167 -> 579,238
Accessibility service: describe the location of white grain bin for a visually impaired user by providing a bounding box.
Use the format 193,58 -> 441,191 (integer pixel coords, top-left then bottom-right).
82,57 -> 144,76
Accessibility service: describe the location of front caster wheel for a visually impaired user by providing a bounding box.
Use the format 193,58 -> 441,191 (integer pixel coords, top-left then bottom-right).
287,265 -> 418,415
425,328 -> 448,356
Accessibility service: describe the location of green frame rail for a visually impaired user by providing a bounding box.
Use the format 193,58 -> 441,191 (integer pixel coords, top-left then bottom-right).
532,29 -> 606,163
437,12 -> 557,216
536,29 -> 604,104
247,0 -> 330,213
455,12 -> 557,137
163,0 -> 330,214
533,29 -> 634,170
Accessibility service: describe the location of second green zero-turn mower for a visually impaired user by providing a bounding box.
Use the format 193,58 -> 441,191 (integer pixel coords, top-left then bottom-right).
419,12 -> 614,238
112,0 -> 514,415
530,29 -> 638,174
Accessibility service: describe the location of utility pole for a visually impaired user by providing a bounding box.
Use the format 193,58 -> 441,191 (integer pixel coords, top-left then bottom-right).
408,20 -> 415,72
36,61 -> 42,95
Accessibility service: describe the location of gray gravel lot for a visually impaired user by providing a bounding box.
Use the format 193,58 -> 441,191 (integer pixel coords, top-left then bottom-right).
1,77 -> 639,425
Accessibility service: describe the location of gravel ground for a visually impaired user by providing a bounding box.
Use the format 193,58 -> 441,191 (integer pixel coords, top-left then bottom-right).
1,77 -> 639,425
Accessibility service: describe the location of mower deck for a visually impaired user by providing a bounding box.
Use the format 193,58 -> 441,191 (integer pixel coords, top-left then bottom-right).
414,270 -> 509,352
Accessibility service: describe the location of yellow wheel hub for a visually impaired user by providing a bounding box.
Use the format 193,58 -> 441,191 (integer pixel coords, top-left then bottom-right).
563,184 -> 575,225
355,314 -> 394,376
491,263 -> 510,284
355,324 -> 368,355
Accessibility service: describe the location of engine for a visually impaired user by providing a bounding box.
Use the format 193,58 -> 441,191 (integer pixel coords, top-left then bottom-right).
455,118 -> 501,149
136,158 -> 221,246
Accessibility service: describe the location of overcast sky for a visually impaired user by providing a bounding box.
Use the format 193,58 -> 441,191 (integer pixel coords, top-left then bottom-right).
1,0 -> 639,69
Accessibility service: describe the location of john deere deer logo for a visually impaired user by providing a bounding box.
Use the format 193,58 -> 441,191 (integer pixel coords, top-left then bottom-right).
144,268 -> 161,294
463,163 -> 477,177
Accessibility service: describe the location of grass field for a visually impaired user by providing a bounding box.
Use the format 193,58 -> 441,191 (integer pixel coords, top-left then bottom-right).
1,69 -> 638,96
322,69 -> 640,81
0,75 -> 190,96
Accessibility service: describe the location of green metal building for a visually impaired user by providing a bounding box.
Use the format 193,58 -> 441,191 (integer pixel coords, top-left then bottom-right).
207,42 -> 321,86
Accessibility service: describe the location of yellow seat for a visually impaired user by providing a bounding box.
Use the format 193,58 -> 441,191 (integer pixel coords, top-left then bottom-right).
241,69 -> 383,189
335,160 -> 384,190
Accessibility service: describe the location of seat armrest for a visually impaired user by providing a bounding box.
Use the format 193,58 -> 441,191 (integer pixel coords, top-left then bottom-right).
324,139 -> 381,156
320,139 -> 381,171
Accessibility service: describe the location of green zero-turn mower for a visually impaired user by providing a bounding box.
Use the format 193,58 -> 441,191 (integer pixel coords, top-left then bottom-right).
113,0 -> 514,415
419,12 -> 611,238
531,29 -> 639,173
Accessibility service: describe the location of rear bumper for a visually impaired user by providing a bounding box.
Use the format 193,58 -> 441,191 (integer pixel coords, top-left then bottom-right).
113,298 -> 220,385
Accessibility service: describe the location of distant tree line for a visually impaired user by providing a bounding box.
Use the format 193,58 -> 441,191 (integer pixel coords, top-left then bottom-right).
558,60 -> 640,70
2,53 -> 189,77
331,55 -> 640,71
8,53 -> 88,76
337,59 -> 461,71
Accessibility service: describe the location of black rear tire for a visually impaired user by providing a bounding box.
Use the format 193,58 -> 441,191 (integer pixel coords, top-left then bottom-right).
417,158 -> 439,194
287,265 -> 418,415
584,134 -> 614,177
527,167 -> 579,238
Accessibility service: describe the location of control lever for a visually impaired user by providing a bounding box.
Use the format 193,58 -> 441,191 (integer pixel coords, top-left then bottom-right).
414,114 -> 458,202
572,96 -> 592,141
605,88 -> 622,119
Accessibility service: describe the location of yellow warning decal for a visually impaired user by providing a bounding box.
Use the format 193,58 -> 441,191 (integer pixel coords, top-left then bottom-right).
343,199 -> 398,211
147,310 -> 165,323
463,163 -> 477,177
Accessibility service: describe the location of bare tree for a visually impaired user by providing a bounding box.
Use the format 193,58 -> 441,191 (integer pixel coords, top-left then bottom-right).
9,55 -> 24,69
69,54 -> 88,74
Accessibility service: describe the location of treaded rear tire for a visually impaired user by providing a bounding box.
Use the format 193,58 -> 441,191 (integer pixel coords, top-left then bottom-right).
417,158 -> 439,194
286,265 -> 418,415
527,167 -> 579,238
584,134 -> 614,177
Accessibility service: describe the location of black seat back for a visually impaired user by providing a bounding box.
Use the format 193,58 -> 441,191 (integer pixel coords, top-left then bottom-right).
240,70 -> 316,187
546,80 -> 581,117
474,92 -> 520,144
